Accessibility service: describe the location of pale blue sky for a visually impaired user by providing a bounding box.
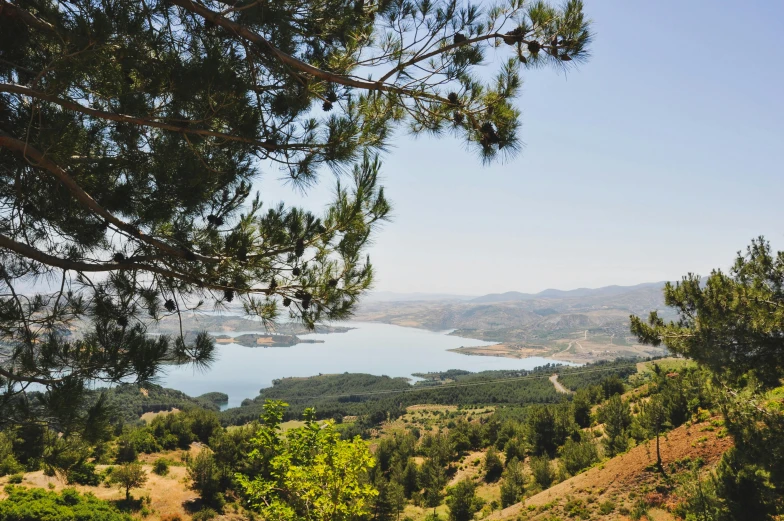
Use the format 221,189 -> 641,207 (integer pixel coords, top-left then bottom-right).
258,0 -> 784,295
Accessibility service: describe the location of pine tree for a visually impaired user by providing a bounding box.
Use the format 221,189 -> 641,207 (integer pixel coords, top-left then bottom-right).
421,457 -> 447,512
632,238 -> 784,517
445,479 -> 480,521
401,458 -> 420,499
598,395 -> 631,457
639,394 -> 669,475
0,0 -> 593,450
483,446 -> 503,483
631,237 -> 784,387
500,457 -> 525,508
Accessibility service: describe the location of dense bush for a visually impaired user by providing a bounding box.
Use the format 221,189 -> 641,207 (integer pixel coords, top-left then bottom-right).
0,433 -> 23,477
66,459 -> 101,486
188,450 -> 223,507
483,447 -> 503,483
530,456 -> 555,489
153,458 -> 170,476
500,458 -> 525,508
0,486 -> 132,521
559,438 -> 599,477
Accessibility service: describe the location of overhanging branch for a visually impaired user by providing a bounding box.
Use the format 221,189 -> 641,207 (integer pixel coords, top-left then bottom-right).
0,130 -> 223,264
0,83 -> 322,153
168,0 -> 451,105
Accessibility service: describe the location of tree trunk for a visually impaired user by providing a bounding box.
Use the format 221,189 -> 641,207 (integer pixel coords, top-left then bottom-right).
655,426 -> 667,476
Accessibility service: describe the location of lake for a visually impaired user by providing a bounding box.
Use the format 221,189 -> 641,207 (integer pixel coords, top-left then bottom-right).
161,322 -> 572,408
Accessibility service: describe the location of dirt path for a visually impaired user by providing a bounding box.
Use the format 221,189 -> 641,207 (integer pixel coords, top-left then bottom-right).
549,373 -> 573,394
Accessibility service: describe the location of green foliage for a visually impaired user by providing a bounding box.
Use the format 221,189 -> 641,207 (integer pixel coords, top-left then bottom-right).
558,438 -> 598,477
0,432 -> 23,477
571,389 -> 592,429
235,400 -> 377,521
445,479 -> 481,521
631,238 -> 784,387
633,238 -> 784,519
597,395 -> 631,457
483,446 -> 503,483
500,458 -> 525,508
598,500 -> 615,515
223,366 -> 570,428
401,459 -> 420,499
65,459 -> 101,486
108,462 -> 148,500
115,428 -> 159,462
1,0 -> 592,451
529,455 -> 555,489
188,450 -> 223,506
526,402 -> 576,458
152,458 -> 170,476
191,509 -> 218,521
83,384 -> 224,427
0,486 -> 133,521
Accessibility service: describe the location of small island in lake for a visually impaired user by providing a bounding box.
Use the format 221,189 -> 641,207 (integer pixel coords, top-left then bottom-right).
212,333 -> 325,348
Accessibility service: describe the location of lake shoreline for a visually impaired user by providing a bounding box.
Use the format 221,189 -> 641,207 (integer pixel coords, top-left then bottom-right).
161,322 -> 573,408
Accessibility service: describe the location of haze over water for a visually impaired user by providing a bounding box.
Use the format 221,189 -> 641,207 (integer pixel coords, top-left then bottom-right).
161,322 -> 572,408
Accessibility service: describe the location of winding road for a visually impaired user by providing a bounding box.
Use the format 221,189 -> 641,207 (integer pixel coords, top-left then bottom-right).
550,373 -> 574,394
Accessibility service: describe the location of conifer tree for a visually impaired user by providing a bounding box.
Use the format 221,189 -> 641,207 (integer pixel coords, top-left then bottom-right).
631,237 -> 784,387
445,478 -> 480,521
0,0 -> 593,442
597,394 -> 631,457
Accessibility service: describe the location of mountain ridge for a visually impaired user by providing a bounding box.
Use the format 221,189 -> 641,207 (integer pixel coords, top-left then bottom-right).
471,281 -> 667,303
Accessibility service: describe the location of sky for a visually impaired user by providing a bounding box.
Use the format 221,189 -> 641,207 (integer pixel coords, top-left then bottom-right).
256,0 -> 784,296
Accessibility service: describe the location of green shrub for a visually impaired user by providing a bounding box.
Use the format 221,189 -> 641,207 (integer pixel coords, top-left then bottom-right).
192,508 -> 218,521
530,456 -> 554,489
598,500 -> 615,514
153,458 -> 170,476
0,455 -> 23,477
563,497 -> 589,519
559,438 -> 599,477
629,500 -> 648,520
67,459 -> 101,486
0,486 -> 133,520
7,473 -> 23,484
483,447 -> 503,482
187,450 -> 222,505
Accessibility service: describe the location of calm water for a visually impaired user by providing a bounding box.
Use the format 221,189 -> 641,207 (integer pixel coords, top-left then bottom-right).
161,322 -> 571,408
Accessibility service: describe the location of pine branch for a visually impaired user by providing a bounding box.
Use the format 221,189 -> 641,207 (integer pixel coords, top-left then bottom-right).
0,0 -> 57,33
0,130 -> 221,264
0,83 -> 321,153
0,231 -> 283,294
169,0 -> 451,105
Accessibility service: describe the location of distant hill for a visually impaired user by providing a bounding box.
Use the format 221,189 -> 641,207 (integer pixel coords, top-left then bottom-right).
363,291 -> 476,302
354,280 -> 674,363
471,282 -> 666,303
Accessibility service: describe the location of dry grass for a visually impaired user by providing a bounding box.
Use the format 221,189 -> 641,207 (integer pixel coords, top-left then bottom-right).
489,418 -> 733,521
0,465 -> 197,520
140,408 -> 180,424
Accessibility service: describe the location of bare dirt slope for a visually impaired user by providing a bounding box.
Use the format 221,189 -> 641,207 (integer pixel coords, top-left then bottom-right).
490,419 -> 732,520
